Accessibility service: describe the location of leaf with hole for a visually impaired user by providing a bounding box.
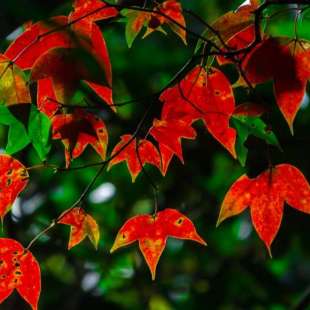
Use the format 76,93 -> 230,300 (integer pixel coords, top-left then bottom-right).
0,238 -> 41,310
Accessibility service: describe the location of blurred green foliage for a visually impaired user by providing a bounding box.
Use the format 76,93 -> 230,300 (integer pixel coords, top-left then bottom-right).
0,1 -> 310,310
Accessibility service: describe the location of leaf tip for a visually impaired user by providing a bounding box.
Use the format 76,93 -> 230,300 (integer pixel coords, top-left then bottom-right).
267,245 -> 273,259
110,243 -> 118,254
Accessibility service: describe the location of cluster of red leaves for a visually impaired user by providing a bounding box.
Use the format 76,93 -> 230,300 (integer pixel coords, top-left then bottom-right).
0,1 -> 117,307
2,0 -> 116,168
212,4 -> 310,133
109,65 -> 236,180
1,0 -> 310,308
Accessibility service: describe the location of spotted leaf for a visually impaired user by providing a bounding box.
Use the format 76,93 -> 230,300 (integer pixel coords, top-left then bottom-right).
51,109 -> 108,168
0,238 -> 41,310
58,207 -> 100,249
158,66 -> 236,157
0,155 -> 29,221
217,164 -> 310,255
110,208 -> 206,280
0,55 -> 31,106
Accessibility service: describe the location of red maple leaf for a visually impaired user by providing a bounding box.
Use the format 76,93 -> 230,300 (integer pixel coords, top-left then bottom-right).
0,155 -> 29,221
149,119 -> 196,175
30,22 -> 114,109
241,38 -> 310,132
58,207 -> 100,250
0,238 -> 41,310
217,164 -> 310,255
5,16 -> 72,70
159,66 -> 236,157
52,109 -> 108,168
108,134 -> 161,182
110,208 -> 206,279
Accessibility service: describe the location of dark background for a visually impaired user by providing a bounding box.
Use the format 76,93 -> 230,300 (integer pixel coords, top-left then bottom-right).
0,0 -> 310,309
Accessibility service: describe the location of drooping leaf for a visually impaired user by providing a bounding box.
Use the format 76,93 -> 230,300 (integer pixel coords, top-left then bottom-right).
158,66 -> 236,157
28,105 -> 52,161
31,47 -> 101,103
0,106 -> 30,155
58,207 -> 100,249
217,164 -> 310,254
240,38 -> 310,132
51,109 -> 108,168
0,238 -> 41,310
108,134 -> 161,182
0,55 -> 31,106
5,16 -> 72,70
110,208 -> 206,280
31,23 -> 114,109
232,115 -> 281,166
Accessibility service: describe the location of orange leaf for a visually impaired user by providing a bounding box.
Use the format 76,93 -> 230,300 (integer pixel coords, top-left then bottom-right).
241,39 -> 310,133
110,208 -> 206,280
58,207 -> 100,249
0,155 -> 29,221
0,238 -> 41,310
52,109 -> 108,168
217,164 -> 310,255
108,135 -> 161,182
0,55 -> 31,105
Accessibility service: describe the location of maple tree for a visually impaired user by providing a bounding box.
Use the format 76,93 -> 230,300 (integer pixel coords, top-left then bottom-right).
0,0 -> 310,309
